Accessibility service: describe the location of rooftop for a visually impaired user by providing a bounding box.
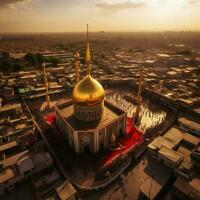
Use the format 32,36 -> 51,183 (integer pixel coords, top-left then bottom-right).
56,180 -> 76,200
0,168 -> 15,184
139,156 -> 172,200
56,100 -> 125,131
163,128 -> 183,146
179,117 -> 200,131
0,103 -> 21,113
0,141 -> 18,153
189,178 -> 200,193
158,146 -> 183,165
183,133 -> 200,147
1,150 -> 29,169
148,136 -> 175,151
174,178 -> 200,199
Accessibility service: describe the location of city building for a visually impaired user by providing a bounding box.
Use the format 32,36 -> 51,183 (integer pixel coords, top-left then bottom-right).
0,148 -> 53,196
173,177 -> 200,200
44,180 -> 77,200
178,117 -> 200,137
148,127 -> 200,177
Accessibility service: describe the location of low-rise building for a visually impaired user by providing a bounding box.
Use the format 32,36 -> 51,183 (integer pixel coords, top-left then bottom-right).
0,149 -> 54,196
178,117 -> 200,137
44,180 -> 77,200
173,178 -> 200,200
148,126 -> 200,178
0,103 -> 22,117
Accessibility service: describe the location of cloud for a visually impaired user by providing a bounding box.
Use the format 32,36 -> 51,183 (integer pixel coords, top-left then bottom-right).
0,0 -> 28,7
96,1 -> 146,13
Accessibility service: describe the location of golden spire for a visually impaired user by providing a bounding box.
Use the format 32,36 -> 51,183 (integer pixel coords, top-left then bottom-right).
74,52 -> 80,84
136,65 -> 144,105
42,63 -> 51,109
86,24 -> 91,75
134,65 -> 144,124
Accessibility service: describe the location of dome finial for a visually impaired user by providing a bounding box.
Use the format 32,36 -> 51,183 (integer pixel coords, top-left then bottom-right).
86,24 -> 91,75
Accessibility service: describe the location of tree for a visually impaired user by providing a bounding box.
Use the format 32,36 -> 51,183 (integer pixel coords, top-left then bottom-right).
0,61 -> 12,72
36,53 -> 43,65
24,52 -> 37,66
50,57 -> 59,67
1,51 -> 10,61
12,62 -> 25,72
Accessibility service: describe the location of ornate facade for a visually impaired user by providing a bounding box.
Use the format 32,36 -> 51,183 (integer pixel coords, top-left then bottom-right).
55,100 -> 126,153
74,101 -> 104,122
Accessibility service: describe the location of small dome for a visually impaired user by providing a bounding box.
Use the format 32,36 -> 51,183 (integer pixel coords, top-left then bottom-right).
72,75 -> 105,105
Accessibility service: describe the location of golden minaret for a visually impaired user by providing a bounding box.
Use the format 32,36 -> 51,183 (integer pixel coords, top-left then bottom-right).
134,65 -> 144,123
42,63 -> 51,109
136,65 -> 144,105
74,52 -> 80,84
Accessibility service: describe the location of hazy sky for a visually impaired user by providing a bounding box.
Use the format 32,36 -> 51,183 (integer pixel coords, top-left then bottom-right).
0,0 -> 200,33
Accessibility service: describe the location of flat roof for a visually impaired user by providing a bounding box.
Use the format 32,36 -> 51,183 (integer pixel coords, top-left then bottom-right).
177,146 -> 192,157
183,133 -> 200,147
0,168 -> 15,184
1,150 -> 29,169
179,117 -> 200,131
163,128 -> 183,146
56,180 -> 76,200
57,100 -> 124,131
189,178 -> 200,193
158,146 -> 183,164
0,103 -> 21,113
177,146 -> 193,171
194,107 -> 200,114
179,157 -> 193,171
179,99 -> 194,105
140,178 -> 162,200
174,178 -> 200,199
148,136 -> 175,151
0,141 -> 18,152
140,158 -> 172,200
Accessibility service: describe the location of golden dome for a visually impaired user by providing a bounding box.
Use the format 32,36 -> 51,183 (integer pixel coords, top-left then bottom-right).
72,75 -> 105,105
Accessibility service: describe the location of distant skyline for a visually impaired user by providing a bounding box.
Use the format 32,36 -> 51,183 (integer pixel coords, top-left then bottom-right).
0,0 -> 200,33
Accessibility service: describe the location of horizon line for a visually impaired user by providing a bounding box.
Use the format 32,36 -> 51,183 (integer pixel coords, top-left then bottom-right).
1,30 -> 200,35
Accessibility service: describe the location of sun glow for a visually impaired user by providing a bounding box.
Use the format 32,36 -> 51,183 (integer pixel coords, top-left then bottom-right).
149,0 -> 187,14
141,0 -> 190,31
